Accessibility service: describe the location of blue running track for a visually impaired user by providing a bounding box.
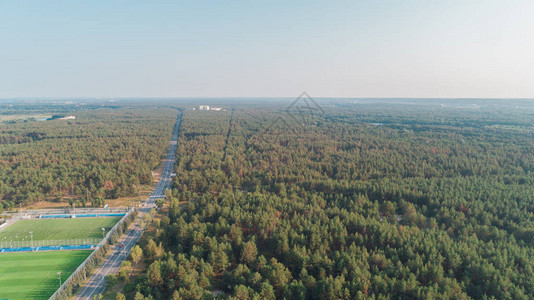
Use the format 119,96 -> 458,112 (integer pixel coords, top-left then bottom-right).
0,244 -> 96,253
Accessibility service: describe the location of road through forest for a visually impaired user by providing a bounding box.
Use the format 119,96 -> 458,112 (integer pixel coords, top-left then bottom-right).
74,110 -> 182,299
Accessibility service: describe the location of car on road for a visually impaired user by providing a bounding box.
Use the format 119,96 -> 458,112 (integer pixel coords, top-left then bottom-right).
118,243 -> 124,248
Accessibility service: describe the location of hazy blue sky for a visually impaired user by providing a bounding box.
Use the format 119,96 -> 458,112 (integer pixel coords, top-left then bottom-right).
1,1 -> 533,98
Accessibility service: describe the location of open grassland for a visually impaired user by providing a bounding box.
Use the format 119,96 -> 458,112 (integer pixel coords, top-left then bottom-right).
0,113 -> 52,122
0,250 -> 91,299
0,217 -> 121,242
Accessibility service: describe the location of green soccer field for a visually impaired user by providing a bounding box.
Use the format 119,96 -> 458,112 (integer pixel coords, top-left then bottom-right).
0,217 -> 121,243
0,250 -> 91,299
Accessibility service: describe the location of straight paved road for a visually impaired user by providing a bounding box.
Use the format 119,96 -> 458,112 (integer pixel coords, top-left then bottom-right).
74,111 -> 182,299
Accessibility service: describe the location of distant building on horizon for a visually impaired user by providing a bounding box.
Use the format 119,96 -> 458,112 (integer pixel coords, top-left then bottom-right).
198,105 -> 225,111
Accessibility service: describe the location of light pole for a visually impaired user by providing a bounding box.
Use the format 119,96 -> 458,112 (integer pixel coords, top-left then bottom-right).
57,272 -> 62,287
101,228 -> 105,239
29,231 -> 34,250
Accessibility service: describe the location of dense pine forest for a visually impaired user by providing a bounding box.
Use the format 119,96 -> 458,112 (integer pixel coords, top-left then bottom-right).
3,99 -> 534,299
131,100 -> 534,299
0,102 -> 177,211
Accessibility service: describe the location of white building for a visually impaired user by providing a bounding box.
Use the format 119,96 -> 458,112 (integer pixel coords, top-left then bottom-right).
199,105 -> 210,110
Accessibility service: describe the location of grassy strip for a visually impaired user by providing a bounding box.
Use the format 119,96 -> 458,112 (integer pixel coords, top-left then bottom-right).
0,217 -> 121,242
0,250 -> 91,299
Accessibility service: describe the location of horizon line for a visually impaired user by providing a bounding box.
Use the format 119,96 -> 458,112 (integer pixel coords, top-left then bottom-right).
1,96 -> 534,100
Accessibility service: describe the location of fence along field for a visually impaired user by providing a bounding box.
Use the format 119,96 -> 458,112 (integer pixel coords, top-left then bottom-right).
49,209 -> 137,300
0,217 -> 121,248
0,250 -> 91,299
0,210 -> 136,299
